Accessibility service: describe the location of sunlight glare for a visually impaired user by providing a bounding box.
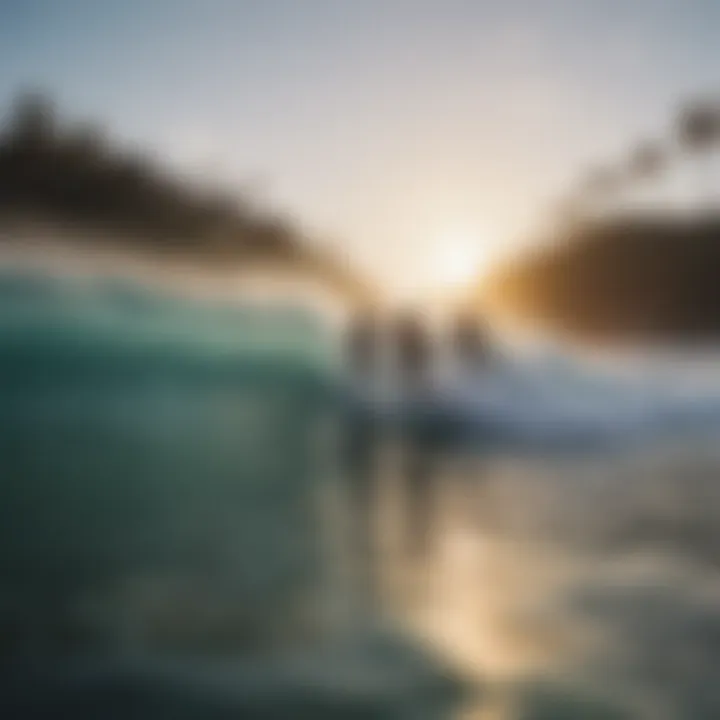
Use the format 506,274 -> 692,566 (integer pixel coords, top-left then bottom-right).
433,229 -> 488,289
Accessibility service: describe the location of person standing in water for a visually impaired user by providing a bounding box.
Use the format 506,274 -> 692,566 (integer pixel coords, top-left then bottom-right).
345,309 -> 381,385
393,311 -> 434,396
450,312 -> 493,374
391,311 -> 437,558
341,308 -> 384,605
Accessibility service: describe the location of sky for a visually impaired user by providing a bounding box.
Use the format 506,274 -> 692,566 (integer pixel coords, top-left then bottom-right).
1,0 -> 720,299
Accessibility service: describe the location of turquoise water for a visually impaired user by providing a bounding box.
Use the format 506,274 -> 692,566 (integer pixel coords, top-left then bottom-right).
0,270 -> 340,657
0,271 -> 340,378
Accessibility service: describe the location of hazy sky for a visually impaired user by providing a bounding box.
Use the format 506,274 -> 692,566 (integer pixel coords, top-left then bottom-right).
1,0 -> 719,298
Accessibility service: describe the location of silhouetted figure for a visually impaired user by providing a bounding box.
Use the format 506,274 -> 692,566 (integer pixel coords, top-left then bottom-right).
342,310 -> 383,592
345,309 -> 381,382
391,312 -> 436,559
393,311 -> 434,394
451,314 -> 492,373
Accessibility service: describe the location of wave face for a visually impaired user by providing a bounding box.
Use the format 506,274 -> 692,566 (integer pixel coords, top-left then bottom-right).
0,270 -> 340,659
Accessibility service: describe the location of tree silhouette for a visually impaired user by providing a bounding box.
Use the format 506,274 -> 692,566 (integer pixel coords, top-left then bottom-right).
0,91 -> 370,301
478,92 -> 720,340
677,99 -> 720,210
481,216 -> 720,342
5,91 -> 56,146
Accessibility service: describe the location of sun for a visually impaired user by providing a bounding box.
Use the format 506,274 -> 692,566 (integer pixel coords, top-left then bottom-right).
433,229 -> 487,288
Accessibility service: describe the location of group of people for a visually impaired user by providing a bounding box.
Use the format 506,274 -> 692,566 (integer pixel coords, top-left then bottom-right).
341,309 -> 493,560
344,309 -> 493,392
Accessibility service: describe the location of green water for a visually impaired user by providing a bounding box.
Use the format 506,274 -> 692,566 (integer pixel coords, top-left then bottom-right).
0,270 -> 339,656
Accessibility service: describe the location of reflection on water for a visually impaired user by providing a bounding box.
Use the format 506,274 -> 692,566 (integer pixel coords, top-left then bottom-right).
339,423 -> 720,719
